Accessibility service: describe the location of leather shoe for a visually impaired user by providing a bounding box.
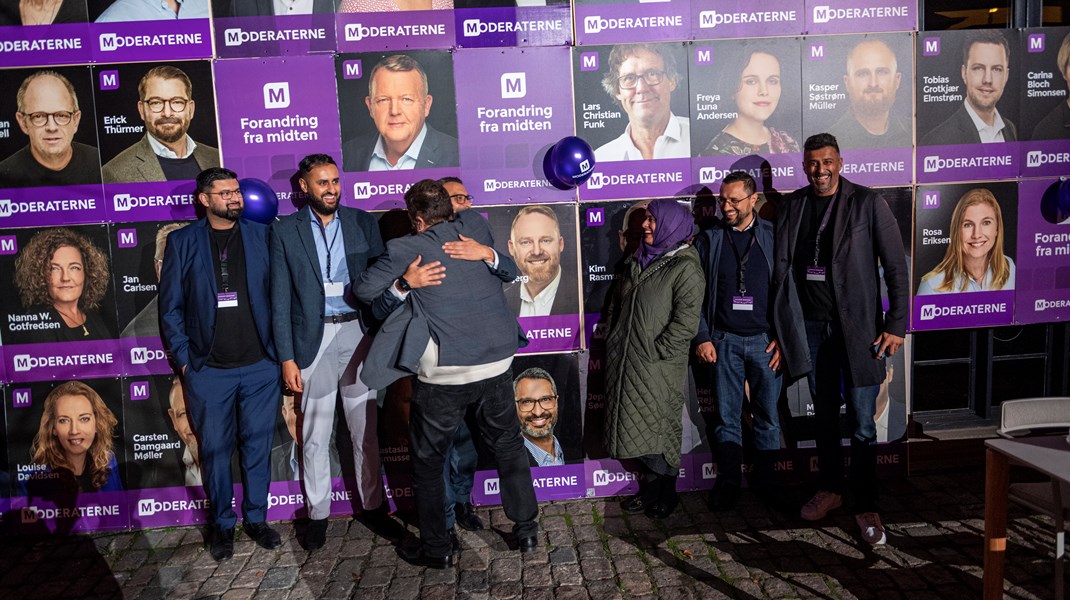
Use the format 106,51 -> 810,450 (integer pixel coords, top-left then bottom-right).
619,493 -> 647,514
305,518 -> 328,551
397,544 -> 454,569
518,535 -> 539,553
455,502 -> 484,531
645,495 -> 679,519
208,526 -> 234,561
708,481 -> 740,513
243,521 -> 282,550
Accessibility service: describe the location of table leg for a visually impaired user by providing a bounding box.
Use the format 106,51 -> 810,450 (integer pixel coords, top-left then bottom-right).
984,447 -> 1010,600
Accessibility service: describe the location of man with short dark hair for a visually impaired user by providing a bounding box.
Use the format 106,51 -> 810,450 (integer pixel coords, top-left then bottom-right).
159,167 -> 282,561
513,367 -> 564,467
774,133 -> 908,545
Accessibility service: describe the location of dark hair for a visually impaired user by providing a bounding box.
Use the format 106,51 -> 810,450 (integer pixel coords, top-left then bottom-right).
195,167 -> 238,196
513,367 -> 558,396
721,171 -> 756,197
803,133 -> 840,154
404,179 -> 453,228
437,176 -> 463,185
600,43 -> 681,97
962,30 -> 1010,67
298,153 -> 336,175
139,65 -> 193,100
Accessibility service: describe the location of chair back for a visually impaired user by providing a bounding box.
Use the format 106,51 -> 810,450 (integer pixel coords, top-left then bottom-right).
998,397 -> 1070,439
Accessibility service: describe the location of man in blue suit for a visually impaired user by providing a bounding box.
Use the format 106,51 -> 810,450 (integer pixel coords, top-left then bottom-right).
159,167 -> 282,561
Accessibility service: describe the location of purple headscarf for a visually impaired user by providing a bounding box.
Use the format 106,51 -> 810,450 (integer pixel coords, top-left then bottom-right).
635,198 -> 694,269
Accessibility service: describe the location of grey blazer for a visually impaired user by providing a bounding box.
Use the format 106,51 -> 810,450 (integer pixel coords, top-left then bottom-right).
342,124 -> 460,173
102,135 -> 220,184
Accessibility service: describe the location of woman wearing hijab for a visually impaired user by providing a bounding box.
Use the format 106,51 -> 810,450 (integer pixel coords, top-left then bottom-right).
604,198 -> 704,519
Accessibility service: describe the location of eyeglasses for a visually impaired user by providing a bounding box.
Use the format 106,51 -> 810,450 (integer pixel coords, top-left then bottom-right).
20,111 -> 75,127
718,195 -> 754,207
141,97 -> 189,113
618,70 -> 666,90
516,395 -> 558,412
205,189 -> 243,201
450,194 -> 474,205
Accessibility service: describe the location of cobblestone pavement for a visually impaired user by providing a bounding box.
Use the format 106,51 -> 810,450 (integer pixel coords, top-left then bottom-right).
0,466 -> 1061,599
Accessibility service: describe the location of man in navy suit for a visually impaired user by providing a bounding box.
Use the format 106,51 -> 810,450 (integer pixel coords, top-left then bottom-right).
355,180 -> 538,569
159,167 -> 282,561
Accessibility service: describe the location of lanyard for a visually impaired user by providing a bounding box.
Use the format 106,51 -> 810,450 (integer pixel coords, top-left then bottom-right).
212,227 -> 238,292
812,190 -> 839,266
726,224 -> 756,295
314,217 -> 341,283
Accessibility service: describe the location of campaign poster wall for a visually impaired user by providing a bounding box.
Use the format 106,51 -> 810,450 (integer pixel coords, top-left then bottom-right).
336,50 -> 458,210
86,0 -> 212,63
916,29 -> 1021,183
93,61 -> 217,224
688,37 -> 805,193
0,66 -> 105,228
913,181 -> 1018,330
0,225 -> 121,383
1016,178 -> 1070,324
802,33 -> 913,187
1020,27 -> 1070,178
573,0 -> 691,46
454,46 -> 576,204
690,0 -> 803,41
211,0 -> 337,58
452,5 -> 571,49
0,11 -> 92,68
215,55 -> 343,216
572,42 -> 693,200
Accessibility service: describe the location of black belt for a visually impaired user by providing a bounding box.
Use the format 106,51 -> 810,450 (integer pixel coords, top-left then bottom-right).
324,312 -> 360,324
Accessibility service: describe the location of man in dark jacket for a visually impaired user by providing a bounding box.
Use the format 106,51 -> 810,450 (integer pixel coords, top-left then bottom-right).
774,134 -> 908,545
693,171 -> 808,512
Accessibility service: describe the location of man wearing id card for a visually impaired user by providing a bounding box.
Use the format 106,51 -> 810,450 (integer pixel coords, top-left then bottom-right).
159,167 -> 282,561
774,134 -> 908,546
692,171 -> 808,512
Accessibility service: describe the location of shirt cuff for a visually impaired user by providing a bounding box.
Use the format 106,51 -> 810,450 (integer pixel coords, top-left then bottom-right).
485,249 -> 499,268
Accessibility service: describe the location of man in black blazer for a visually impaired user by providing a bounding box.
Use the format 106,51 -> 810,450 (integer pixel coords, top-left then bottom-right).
342,54 -> 459,172
773,134 -> 908,546
355,180 -> 538,569
159,167 -> 282,561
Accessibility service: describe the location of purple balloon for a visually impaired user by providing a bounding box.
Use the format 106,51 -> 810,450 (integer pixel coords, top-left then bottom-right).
543,148 -> 572,191
547,136 -> 595,188
238,178 -> 279,224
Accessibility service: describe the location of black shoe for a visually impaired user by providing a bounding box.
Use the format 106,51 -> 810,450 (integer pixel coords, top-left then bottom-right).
243,521 -> 282,550
396,544 -> 454,569
518,535 -> 539,553
305,518 -> 328,551
450,531 -> 461,554
645,494 -> 679,519
620,493 -> 647,514
708,481 -> 741,512
208,527 -> 234,561
455,502 -> 484,531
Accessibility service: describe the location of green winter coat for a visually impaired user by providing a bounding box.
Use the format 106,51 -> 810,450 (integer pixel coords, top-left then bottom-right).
603,244 -> 704,469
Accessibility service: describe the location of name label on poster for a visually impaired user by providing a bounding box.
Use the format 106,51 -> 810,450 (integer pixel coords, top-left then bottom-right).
921,76 -> 962,103
698,10 -> 796,28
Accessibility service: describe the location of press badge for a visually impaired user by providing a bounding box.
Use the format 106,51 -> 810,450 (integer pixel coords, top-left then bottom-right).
324,282 -> 344,297
806,266 -> 827,282
732,296 -> 753,311
217,292 -> 238,308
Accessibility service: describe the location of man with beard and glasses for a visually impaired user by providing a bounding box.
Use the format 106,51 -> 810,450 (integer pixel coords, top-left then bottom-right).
693,171 -> 808,512
159,167 -> 282,561
513,367 -> 564,467
828,39 -> 910,149
103,65 -> 219,183
506,205 -> 576,317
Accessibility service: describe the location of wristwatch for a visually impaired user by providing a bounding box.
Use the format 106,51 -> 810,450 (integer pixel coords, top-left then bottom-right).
397,276 -> 412,292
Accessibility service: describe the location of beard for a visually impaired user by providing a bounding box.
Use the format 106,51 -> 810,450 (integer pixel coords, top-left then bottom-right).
308,195 -> 339,216
148,117 -> 188,144
209,204 -> 242,221
853,91 -> 895,118
521,415 -> 556,439
522,253 -> 561,285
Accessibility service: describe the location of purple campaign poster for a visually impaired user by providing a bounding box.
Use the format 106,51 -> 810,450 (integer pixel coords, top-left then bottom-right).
917,143 -> 1018,184
454,6 -> 570,48
803,0 -> 916,35
104,182 -> 199,223
1016,179 -> 1070,324
213,15 -> 337,59
0,24 -> 91,68
119,337 -> 171,377
583,458 -> 641,498
215,55 -> 343,217
337,11 -> 454,52
574,2 -> 691,46
518,315 -> 581,353
1019,28 -> 1070,178
580,158 -> 692,201
471,464 -> 584,505
0,186 -> 107,227
454,46 -> 575,204
5,340 -> 122,382
9,491 -> 129,533
89,19 -> 211,63
128,485 -> 210,528
691,0 -> 803,41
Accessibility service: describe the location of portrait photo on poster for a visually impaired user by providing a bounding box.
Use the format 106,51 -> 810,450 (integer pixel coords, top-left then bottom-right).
578,198 -> 654,317
336,50 -> 460,173
0,66 -> 102,190
0,0 -> 89,25
88,0 -> 209,22
120,374 -> 194,489
109,221 -> 190,339
1020,27 -> 1070,141
94,61 -> 219,185
0,224 -> 119,346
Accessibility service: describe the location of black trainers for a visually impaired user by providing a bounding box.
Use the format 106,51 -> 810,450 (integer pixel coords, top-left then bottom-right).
242,521 -> 282,550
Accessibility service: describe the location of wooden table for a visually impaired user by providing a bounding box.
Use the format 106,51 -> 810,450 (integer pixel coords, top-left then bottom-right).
983,435 -> 1070,599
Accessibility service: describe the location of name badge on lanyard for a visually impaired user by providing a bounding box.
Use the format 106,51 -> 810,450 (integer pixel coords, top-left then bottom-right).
732,296 -> 754,311
217,292 -> 238,308
806,266 -> 827,282
324,281 -> 344,297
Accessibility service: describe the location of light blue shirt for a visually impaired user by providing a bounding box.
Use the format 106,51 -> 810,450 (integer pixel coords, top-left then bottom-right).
96,0 -> 209,22
524,435 -> 564,467
368,124 -> 428,172
308,206 -> 352,317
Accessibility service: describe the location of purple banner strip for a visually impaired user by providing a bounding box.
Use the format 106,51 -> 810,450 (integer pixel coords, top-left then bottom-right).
692,153 -> 805,193
9,491 -> 128,534
128,486 -> 211,529
839,147 -> 913,187
579,158 -> 692,201
1016,178 -> 1070,324
0,185 -> 106,228
517,314 -> 581,353
336,11 -> 454,52
912,290 -> 1014,331
453,6 -> 571,48
804,0 -> 916,35
583,458 -> 642,498
917,143 -> 1018,183
89,19 -> 211,63
0,23 -> 91,68
1020,139 -> 1070,179
104,181 -> 198,223
4,339 -> 121,383
213,14 -> 337,58
471,464 -> 585,505
691,0 -> 804,40
574,3 -> 692,46
343,169 -> 451,211
120,336 -> 172,377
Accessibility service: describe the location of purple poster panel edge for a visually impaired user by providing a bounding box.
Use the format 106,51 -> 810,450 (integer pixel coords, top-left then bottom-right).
574,3 -> 691,46
105,181 -> 199,224
691,1 -> 805,40
89,19 -> 212,63
0,23 -> 91,68
336,11 -> 454,52
912,290 -> 1014,331
5,339 -> 122,383
213,14 -> 337,59
0,186 -> 107,228
803,0 -> 917,35
454,6 -> 571,48
1017,178 -> 1070,324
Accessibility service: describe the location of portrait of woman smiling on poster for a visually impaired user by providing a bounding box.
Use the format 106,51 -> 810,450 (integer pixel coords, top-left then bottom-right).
31,381 -> 122,493
917,188 -> 1015,295
13,228 -> 116,342
701,49 -> 799,157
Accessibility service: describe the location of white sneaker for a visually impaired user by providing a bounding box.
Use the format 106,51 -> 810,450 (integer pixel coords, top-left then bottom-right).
855,512 -> 887,545
799,491 -> 842,521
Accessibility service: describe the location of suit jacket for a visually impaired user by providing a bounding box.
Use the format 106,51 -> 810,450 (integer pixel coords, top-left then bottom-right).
355,210 -> 523,389
920,103 -> 1018,146
102,135 -> 220,184
230,0 -> 337,16
342,124 -> 460,172
773,178 -> 909,388
504,269 -> 580,317
159,218 -> 276,372
270,206 -> 385,369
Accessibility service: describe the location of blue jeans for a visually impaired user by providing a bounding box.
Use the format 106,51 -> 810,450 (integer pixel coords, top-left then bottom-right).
804,320 -> 879,513
442,418 -> 477,529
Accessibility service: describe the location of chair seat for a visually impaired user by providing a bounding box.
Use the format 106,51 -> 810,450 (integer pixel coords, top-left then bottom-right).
1009,481 -> 1070,524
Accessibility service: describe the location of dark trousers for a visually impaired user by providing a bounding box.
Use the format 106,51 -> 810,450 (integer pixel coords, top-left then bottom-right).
185,358 -> 281,529
443,417 -> 478,529
410,370 -> 538,557
804,320 -> 879,513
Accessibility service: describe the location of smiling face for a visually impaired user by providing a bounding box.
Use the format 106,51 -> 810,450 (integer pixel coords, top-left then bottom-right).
48,245 -> 85,306
365,68 -> 432,160
803,145 -> 843,197
138,76 -> 194,145
962,42 -> 1008,114
515,377 -> 558,440
300,163 -> 341,217
719,180 -> 757,230
167,381 -> 196,451
509,211 -> 564,286
960,202 -> 998,262
640,209 -> 656,245
53,394 -> 96,463
199,177 -> 243,222
735,52 -> 782,124
443,180 -> 471,212
844,41 -> 901,118
614,48 -> 676,129
17,74 -> 80,167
